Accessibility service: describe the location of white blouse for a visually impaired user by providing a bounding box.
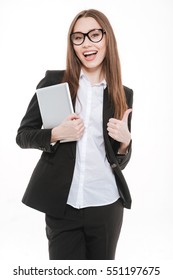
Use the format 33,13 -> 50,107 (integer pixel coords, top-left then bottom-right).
67,72 -> 120,209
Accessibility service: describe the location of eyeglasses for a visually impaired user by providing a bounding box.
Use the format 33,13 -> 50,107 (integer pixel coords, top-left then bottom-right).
70,29 -> 106,46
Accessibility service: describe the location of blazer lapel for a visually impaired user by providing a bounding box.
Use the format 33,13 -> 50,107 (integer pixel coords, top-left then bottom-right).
103,87 -> 114,142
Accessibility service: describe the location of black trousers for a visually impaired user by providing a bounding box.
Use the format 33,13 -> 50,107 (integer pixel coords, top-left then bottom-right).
45,199 -> 124,260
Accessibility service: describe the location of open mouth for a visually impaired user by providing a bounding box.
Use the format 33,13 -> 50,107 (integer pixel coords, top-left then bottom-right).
83,51 -> 98,57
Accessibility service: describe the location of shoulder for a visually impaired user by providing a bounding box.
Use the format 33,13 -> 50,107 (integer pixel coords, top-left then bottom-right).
123,85 -> 133,108
36,70 -> 65,89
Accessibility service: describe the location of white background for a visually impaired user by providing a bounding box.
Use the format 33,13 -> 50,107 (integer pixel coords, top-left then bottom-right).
0,0 -> 173,278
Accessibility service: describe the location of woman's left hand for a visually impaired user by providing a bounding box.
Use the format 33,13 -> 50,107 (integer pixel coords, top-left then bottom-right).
107,109 -> 132,147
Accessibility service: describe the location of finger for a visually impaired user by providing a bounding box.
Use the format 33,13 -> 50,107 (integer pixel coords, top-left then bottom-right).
107,119 -> 121,129
122,109 -> 132,122
67,113 -> 80,121
108,118 -> 120,123
73,118 -> 84,126
107,119 -> 122,130
77,122 -> 85,131
107,126 -> 117,134
107,122 -> 119,129
76,125 -> 85,138
108,131 -> 117,140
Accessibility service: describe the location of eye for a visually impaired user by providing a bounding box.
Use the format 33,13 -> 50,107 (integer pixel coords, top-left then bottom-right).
90,30 -> 101,38
73,33 -> 83,41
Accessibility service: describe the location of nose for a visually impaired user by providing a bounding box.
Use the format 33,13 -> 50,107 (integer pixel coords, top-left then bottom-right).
82,35 -> 92,46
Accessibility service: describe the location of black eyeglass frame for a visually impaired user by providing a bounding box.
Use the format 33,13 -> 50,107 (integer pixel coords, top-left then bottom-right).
70,29 -> 106,46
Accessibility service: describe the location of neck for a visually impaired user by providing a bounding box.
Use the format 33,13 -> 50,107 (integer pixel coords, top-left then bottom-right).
82,67 -> 104,84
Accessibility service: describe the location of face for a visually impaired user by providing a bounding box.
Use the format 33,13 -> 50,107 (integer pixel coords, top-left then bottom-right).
72,17 -> 106,75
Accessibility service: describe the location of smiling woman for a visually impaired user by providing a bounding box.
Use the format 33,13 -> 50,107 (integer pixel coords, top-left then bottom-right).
64,9 -> 129,120
71,17 -> 107,79
16,8 -> 133,260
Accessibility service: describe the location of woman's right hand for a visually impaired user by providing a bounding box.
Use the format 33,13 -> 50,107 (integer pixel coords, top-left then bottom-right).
51,114 -> 85,142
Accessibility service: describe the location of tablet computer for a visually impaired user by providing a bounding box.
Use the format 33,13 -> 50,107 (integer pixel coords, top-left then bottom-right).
36,82 -> 74,129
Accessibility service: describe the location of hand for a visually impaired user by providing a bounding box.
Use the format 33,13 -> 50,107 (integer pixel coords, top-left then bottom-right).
107,109 -> 132,146
51,114 -> 85,142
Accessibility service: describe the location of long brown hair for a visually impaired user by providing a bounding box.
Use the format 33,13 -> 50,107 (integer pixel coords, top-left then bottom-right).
63,9 -> 127,119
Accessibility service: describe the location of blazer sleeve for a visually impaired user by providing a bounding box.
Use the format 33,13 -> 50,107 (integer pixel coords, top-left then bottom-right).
114,87 -> 134,170
16,71 -> 63,153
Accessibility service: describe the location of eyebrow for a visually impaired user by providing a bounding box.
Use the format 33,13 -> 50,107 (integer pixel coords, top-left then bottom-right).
72,28 -> 101,33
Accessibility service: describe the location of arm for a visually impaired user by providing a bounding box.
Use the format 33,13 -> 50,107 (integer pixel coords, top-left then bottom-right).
16,93 -> 57,153
16,71 -> 84,152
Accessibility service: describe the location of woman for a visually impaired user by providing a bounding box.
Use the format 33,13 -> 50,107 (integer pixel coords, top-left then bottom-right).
16,9 -> 133,260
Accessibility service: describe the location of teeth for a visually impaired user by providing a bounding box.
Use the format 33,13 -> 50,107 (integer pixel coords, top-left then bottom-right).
84,51 -> 97,56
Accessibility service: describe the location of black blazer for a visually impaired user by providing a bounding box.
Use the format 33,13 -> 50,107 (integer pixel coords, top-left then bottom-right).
16,70 -> 133,217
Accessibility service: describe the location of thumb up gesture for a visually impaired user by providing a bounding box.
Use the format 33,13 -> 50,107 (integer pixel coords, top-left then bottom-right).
107,109 -> 132,147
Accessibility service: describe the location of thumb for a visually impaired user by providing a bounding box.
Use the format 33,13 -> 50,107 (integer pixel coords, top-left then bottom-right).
122,108 -> 132,122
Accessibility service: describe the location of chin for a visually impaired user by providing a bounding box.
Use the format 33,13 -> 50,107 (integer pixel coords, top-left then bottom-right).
83,62 -> 100,69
